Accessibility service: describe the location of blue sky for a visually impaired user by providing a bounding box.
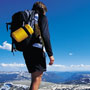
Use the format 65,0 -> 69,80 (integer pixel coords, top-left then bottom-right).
0,0 -> 90,71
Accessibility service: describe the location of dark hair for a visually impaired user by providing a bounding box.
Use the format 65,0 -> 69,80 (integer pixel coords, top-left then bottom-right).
32,1 -> 47,15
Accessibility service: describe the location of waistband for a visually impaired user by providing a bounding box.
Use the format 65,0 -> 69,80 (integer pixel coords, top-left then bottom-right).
32,43 -> 46,52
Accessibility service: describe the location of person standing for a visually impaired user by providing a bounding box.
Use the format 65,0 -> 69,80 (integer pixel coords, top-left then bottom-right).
23,1 -> 54,90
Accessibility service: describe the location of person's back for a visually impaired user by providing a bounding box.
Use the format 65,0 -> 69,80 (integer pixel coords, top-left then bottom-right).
23,1 -> 54,90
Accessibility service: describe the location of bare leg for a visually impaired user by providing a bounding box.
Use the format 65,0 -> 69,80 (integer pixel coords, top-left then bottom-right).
30,71 -> 43,90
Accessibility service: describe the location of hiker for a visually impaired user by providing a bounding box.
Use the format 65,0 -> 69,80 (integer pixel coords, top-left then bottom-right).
23,1 -> 54,90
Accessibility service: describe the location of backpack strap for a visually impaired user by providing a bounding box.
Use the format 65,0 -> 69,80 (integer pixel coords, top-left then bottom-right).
6,23 -> 15,55
11,41 -> 14,55
24,10 -> 35,29
6,23 -> 11,31
24,10 -> 31,24
24,10 -> 31,23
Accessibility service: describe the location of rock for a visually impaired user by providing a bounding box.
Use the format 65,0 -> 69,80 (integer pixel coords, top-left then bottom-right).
1,81 -> 90,90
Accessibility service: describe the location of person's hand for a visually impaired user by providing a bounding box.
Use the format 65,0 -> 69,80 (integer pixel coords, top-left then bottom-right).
13,49 -> 17,52
49,56 -> 54,65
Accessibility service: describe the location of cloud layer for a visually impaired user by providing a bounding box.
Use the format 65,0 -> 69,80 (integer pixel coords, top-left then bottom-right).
0,63 -> 25,67
0,63 -> 90,71
0,41 -> 11,51
47,64 -> 90,71
0,63 -> 26,71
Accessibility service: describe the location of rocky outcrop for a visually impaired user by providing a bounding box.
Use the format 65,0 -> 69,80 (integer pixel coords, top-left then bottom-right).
0,81 -> 90,90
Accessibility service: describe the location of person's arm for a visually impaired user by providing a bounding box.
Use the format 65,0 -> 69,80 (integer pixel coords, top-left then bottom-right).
39,15 -> 54,65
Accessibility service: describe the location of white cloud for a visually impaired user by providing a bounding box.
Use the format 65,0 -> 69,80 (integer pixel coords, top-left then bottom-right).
0,41 -> 12,51
47,64 -> 68,71
47,64 -> 66,68
47,64 -> 67,71
69,64 -> 90,70
69,52 -> 73,56
0,63 -> 27,71
0,63 -> 26,67
47,64 -> 90,71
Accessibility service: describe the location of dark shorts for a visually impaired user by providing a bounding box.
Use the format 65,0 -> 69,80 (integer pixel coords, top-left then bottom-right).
23,47 -> 46,73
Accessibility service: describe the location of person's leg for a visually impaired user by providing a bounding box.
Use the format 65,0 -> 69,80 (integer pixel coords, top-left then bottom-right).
30,71 -> 43,90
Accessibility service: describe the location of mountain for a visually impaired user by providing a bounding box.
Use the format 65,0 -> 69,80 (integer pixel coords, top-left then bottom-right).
0,71 -> 90,84
1,71 -> 90,89
0,71 -> 31,83
43,71 -> 90,84
42,71 -> 75,83
0,80 -> 90,90
65,72 -> 90,84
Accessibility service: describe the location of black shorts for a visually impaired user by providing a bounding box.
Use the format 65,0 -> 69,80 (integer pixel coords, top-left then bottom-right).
23,47 -> 46,73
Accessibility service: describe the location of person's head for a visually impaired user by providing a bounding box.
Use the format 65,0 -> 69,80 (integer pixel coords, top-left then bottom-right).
32,1 -> 47,15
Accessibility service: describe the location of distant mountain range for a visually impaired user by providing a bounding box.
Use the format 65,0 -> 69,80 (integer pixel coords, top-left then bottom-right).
0,71 -> 31,83
43,71 -> 90,84
0,71 -> 90,84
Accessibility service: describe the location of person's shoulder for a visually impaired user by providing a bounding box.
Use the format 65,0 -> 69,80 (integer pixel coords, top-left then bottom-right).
40,15 -> 48,22
43,15 -> 47,19
42,15 -> 47,18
